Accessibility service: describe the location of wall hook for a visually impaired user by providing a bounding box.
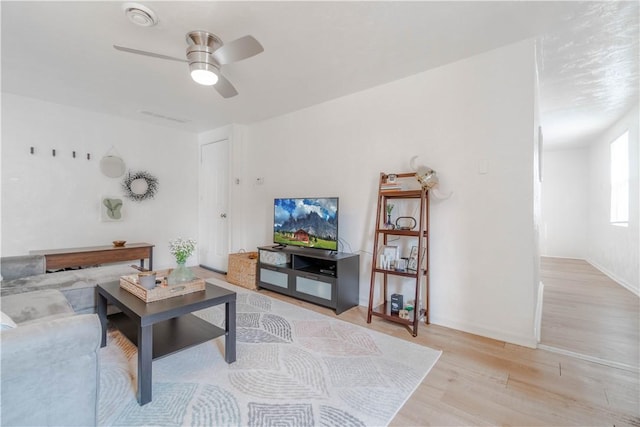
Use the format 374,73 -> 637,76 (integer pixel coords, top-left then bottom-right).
30,147 -> 35,155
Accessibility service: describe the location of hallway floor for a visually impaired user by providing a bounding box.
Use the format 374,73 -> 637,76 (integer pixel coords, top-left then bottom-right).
540,257 -> 640,369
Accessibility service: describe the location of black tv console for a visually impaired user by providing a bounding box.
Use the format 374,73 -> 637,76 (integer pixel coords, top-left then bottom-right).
257,246 -> 360,314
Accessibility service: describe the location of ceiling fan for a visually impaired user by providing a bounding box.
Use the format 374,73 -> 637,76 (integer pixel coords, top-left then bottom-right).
114,30 -> 264,98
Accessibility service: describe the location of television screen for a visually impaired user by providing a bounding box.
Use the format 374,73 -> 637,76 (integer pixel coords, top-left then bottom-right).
274,197 -> 339,251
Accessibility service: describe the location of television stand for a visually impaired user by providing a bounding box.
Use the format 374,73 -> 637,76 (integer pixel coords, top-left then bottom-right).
257,246 -> 360,314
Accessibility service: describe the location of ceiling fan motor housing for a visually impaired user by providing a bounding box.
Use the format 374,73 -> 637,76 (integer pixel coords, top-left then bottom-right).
186,31 -> 222,80
186,44 -> 218,67
186,32 -> 223,85
186,31 -> 223,50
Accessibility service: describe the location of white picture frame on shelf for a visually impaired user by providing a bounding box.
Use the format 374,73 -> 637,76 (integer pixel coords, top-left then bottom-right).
408,246 -> 425,271
380,245 -> 398,269
383,245 -> 398,259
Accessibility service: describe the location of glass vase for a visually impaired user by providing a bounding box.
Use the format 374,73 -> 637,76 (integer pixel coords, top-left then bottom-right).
168,261 -> 195,285
384,214 -> 395,230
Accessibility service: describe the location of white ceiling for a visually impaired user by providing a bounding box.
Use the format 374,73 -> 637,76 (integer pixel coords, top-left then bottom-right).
2,1 -> 638,149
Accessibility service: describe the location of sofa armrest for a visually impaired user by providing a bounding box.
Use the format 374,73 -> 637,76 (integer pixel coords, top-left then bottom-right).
1,314 -> 101,426
1,313 -> 100,364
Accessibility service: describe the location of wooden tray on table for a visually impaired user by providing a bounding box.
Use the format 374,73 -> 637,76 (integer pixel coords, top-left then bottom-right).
119,269 -> 205,303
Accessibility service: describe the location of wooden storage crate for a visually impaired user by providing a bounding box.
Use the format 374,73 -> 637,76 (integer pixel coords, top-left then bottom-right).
227,252 -> 258,290
119,269 -> 205,302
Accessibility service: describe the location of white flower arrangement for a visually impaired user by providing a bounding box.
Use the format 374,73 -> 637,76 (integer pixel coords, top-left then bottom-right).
169,238 -> 196,264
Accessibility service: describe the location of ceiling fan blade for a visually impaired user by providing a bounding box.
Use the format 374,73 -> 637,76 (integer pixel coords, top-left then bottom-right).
113,45 -> 187,63
212,35 -> 264,65
214,74 -> 238,98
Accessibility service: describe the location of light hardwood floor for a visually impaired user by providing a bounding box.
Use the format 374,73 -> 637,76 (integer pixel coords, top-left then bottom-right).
193,266 -> 640,426
540,257 -> 640,369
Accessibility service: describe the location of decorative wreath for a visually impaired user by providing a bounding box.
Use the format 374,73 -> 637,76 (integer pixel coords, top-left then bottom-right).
121,170 -> 159,202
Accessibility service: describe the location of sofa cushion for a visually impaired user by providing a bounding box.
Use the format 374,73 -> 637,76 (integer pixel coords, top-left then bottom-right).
1,289 -> 74,324
0,255 -> 45,281
0,311 -> 17,330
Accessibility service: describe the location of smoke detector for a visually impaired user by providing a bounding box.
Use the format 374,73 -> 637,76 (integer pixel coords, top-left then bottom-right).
122,2 -> 158,27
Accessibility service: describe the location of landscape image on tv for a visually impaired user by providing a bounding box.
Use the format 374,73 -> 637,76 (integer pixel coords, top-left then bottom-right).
274,197 -> 338,250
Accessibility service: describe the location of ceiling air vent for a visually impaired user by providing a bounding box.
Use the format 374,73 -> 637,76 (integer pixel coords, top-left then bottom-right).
122,3 -> 158,27
139,110 -> 190,124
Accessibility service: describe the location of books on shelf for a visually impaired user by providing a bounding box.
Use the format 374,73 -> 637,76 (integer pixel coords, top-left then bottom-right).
380,173 -> 422,192
380,183 -> 403,192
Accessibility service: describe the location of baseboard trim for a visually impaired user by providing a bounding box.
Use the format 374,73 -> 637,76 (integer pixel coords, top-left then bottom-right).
199,264 -> 227,275
537,344 -> 640,373
430,315 -> 537,348
586,258 -> 639,297
540,255 -> 585,260
534,282 -> 544,343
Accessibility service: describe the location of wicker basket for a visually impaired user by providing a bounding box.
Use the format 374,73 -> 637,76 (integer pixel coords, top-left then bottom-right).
227,252 -> 258,290
119,269 -> 205,302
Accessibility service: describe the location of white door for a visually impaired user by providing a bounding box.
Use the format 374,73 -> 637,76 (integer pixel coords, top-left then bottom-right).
199,139 -> 230,272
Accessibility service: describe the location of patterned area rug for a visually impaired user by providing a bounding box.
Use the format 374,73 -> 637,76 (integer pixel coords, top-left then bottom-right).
98,278 -> 441,426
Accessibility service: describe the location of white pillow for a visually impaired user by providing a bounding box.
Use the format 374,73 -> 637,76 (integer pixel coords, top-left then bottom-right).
0,311 -> 17,330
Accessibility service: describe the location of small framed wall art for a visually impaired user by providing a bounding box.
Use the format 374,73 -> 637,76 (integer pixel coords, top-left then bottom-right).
101,197 -> 124,222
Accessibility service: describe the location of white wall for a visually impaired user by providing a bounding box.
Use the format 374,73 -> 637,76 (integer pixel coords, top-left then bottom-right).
587,106 -> 639,294
1,94 -> 199,269
540,147 -> 589,258
221,40 -> 539,347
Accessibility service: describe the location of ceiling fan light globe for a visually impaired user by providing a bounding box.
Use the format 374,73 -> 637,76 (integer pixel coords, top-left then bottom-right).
190,69 -> 218,86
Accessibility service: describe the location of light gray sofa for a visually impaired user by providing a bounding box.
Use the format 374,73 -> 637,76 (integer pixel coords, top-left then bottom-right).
1,289 -> 101,426
1,255 -> 139,313
0,255 -> 140,425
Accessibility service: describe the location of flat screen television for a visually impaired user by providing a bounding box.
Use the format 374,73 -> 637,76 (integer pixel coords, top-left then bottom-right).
273,197 -> 339,251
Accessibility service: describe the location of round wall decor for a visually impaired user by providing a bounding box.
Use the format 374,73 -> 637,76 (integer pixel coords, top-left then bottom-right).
122,170 -> 159,201
100,155 -> 126,178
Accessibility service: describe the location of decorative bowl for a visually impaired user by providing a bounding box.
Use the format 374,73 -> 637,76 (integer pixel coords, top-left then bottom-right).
113,240 -> 126,247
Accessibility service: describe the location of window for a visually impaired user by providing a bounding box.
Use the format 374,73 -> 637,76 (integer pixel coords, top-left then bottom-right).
610,131 -> 629,226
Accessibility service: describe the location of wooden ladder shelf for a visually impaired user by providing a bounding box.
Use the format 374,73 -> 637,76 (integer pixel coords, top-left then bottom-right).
366,172 -> 430,337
